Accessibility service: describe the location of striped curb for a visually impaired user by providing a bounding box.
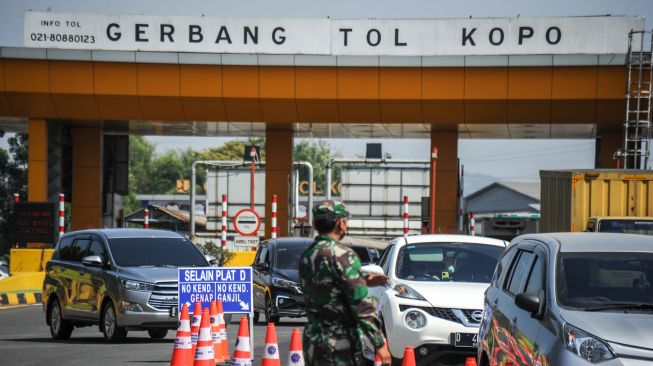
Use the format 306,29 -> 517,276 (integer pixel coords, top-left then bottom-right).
0,292 -> 42,306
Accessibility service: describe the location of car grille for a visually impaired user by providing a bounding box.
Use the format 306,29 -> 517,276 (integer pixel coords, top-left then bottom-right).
399,305 -> 482,325
148,281 -> 178,310
461,309 -> 482,324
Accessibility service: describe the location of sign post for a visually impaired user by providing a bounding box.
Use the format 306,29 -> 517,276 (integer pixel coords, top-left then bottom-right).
178,266 -> 254,360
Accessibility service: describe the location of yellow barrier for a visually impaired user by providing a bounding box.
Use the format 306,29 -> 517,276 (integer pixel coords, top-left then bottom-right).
9,249 -> 54,273
225,251 -> 256,267
0,272 -> 45,293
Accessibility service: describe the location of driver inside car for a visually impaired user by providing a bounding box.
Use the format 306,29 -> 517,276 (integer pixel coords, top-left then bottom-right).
406,260 -> 440,281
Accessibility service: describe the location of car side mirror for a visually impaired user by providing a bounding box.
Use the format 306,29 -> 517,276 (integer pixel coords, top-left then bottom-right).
205,255 -> 218,266
361,264 -> 384,276
81,255 -> 103,267
515,292 -> 541,315
255,262 -> 270,271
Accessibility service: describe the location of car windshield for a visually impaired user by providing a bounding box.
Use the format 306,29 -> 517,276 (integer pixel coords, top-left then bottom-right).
108,237 -> 207,267
275,244 -> 309,270
557,252 -> 653,309
395,242 -> 503,283
598,219 -> 653,235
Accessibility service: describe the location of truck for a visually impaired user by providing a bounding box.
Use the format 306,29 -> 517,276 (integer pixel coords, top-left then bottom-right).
540,170 -> 653,233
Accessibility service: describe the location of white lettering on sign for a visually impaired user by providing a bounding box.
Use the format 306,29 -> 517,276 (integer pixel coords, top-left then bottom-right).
24,12 -> 643,56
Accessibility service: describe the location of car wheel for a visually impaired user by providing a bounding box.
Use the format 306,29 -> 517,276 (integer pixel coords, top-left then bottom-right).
101,301 -> 127,342
253,311 -> 260,323
147,329 -> 168,339
48,298 -> 73,340
264,297 -> 280,324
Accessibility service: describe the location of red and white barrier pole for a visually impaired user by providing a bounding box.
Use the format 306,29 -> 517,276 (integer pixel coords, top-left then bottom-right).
144,208 -> 149,229
403,196 -> 409,237
458,165 -> 464,234
429,147 -> 438,234
13,193 -> 19,203
271,195 -> 278,239
221,194 -> 228,248
59,194 -> 65,236
469,212 -> 475,236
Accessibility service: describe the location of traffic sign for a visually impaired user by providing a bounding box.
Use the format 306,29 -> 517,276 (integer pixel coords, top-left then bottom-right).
233,208 -> 261,236
178,267 -> 253,314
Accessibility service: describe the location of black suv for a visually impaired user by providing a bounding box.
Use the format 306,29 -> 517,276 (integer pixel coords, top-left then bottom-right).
252,238 -> 313,324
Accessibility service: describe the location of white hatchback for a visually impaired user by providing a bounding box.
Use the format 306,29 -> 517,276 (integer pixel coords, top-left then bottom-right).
365,234 -> 506,366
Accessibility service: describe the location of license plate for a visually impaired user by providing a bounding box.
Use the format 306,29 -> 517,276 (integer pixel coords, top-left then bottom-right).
453,333 -> 478,348
170,306 -> 178,318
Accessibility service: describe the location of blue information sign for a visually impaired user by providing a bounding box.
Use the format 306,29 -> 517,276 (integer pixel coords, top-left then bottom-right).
178,267 -> 253,314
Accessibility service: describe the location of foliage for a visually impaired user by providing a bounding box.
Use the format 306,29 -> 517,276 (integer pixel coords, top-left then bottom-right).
122,135 -> 333,215
0,133 -> 28,254
293,139 -> 339,195
194,240 -> 234,266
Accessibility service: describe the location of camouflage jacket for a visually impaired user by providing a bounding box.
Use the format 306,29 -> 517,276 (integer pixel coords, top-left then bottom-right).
299,234 -> 385,366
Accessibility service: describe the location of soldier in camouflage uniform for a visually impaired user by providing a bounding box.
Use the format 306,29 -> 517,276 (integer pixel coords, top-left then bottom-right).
299,200 -> 391,366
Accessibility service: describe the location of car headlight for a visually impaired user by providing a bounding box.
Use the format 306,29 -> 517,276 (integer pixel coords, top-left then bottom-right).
272,277 -> 299,289
120,279 -> 154,292
394,284 -> 426,301
405,310 -> 427,329
564,323 -> 615,363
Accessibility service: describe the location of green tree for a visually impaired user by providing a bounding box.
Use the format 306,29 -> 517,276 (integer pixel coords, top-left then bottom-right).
198,137 -> 265,161
128,136 -> 156,194
293,140 -> 338,195
0,133 -> 28,254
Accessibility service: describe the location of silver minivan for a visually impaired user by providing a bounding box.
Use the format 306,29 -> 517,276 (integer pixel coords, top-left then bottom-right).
43,229 -> 210,342
479,233 -> 653,365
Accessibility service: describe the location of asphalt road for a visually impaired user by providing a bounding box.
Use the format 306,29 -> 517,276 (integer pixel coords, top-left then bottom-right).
0,305 -> 304,365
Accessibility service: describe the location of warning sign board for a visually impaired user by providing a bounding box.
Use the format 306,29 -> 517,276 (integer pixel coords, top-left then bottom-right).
233,208 -> 260,236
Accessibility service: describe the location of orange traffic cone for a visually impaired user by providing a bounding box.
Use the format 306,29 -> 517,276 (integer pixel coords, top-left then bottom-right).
262,322 -> 280,366
209,301 -> 224,364
374,354 -> 382,366
193,308 -> 215,365
190,301 -> 202,353
287,328 -> 304,366
170,303 -> 194,366
402,346 -> 416,366
374,341 -> 389,366
465,357 -> 478,366
217,300 -> 230,362
232,315 -> 252,366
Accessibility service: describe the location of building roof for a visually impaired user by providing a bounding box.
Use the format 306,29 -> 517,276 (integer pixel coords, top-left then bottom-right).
466,181 -> 540,201
125,205 -> 207,226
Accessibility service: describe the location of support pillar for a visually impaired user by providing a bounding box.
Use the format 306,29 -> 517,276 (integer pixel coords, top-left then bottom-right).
28,119 -> 48,202
265,126 -> 292,238
595,129 -> 623,168
430,130 -> 458,233
71,127 -> 102,230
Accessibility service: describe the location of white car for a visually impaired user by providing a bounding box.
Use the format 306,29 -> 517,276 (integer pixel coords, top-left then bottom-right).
364,234 -> 507,366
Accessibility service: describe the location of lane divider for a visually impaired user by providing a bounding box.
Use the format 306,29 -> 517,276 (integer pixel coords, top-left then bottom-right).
0,291 -> 42,306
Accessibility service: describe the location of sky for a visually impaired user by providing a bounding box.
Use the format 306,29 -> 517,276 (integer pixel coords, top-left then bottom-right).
0,0 -> 650,194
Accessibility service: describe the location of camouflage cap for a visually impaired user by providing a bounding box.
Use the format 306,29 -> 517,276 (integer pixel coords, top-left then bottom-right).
312,200 -> 350,222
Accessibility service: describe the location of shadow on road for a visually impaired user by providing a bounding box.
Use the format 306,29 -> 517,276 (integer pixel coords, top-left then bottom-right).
5,337 -> 174,345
